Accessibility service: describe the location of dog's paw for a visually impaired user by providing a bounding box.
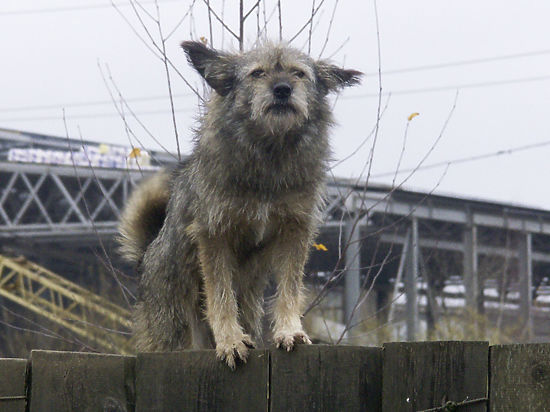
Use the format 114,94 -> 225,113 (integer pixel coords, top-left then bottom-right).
215,334 -> 255,370
273,330 -> 312,352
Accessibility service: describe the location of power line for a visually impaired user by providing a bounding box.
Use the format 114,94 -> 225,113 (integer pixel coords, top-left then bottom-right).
372,139 -> 550,178
0,0 -> 180,16
3,72 -> 550,116
341,74 -> 550,99
366,48 -> 550,76
0,107 -> 194,122
0,93 -> 194,113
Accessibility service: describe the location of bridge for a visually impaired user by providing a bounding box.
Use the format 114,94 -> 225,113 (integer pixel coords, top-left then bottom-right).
2,127 -> 550,343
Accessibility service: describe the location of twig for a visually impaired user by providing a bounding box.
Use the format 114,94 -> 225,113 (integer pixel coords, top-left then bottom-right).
206,0 -> 213,45
111,0 -> 203,101
288,0 -> 326,43
201,0 -> 239,40
327,36 -> 350,60
307,0 -> 316,55
239,0 -> 244,51
165,0 -> 196,40
277,0 -> 282,41
153,0 -> 182,160
243,0 -> 261,21
318,0 -> 340,58
102,63 -> 178,159
329,94 -> 391,169
357,0 -> 383,195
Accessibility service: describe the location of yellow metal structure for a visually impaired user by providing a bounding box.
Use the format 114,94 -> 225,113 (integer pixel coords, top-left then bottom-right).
0,254 -> 133,355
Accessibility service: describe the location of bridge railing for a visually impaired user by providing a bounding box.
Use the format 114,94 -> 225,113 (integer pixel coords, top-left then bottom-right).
0,161 -> 153,239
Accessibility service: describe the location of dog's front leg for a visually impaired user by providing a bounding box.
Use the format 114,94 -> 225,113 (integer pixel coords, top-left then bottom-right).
197,235 -> 254,369
270,224 -> 313,351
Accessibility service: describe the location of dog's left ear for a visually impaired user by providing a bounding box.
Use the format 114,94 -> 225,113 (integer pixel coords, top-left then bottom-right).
181,41 -> 236,96
316,61 -> 363,94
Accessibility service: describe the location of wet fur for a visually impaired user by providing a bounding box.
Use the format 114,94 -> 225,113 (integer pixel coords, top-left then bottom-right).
118,41 -> 362,368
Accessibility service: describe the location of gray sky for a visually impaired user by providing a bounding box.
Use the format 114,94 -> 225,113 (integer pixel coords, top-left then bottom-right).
2,1 -> 550,209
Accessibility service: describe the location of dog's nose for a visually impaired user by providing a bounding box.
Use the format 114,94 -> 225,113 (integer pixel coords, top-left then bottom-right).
273,82 -> 292,100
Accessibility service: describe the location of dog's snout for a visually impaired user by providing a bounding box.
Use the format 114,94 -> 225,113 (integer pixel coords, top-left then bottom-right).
273,82 -> 292,100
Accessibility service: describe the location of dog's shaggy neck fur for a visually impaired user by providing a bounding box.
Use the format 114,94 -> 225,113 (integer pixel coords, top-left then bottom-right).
194,92 -> 332,199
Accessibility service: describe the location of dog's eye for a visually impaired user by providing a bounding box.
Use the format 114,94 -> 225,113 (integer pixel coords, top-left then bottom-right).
250,69 -> 265,78
294,70 -> 306,79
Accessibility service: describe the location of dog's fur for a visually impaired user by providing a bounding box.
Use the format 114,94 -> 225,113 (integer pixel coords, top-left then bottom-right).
118,41 -> 362,368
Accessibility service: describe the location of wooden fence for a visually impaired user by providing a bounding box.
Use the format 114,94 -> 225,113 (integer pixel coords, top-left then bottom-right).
0,341 -> 549,411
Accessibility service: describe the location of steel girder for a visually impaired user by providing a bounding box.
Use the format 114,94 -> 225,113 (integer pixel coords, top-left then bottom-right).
0,161 -> 153,239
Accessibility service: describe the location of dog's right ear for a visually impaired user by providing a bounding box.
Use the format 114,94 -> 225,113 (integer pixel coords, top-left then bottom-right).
181,41 -> 236,97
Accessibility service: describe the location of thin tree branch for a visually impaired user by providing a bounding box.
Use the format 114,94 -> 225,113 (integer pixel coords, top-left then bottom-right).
288,0 -> 326,43
201,0 -> 239,40
154,0 -> 181,160
318,0 -> 340,58
243,0 -> 261,21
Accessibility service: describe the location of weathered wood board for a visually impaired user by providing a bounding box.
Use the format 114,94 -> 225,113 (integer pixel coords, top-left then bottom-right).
29,350 -> 135,412
0,358 -> 27,412
382,341 -> 488,412
135,349 -> 268,412
490,344 -> 550,412
270,345 -> 382,412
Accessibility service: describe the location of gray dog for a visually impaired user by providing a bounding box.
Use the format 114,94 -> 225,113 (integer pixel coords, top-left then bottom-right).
118,40 -> 362,368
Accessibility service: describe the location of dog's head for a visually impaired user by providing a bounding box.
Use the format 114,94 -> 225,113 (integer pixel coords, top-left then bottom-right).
181,41 -> 362,134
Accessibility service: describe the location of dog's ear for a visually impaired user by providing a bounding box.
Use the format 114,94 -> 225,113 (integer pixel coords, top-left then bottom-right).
181,41 -> 236,97
315,61 -> 363,94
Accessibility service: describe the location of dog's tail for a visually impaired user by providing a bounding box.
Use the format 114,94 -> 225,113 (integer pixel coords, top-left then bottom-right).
117,169 -> 171,265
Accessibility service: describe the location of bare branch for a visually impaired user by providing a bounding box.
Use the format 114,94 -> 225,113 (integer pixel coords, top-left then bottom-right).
326,36 -> 350,59
110,0 -> 163,60
221,0 -> 226,47
239,0 -> 244,51
206,0 -> 213,45
288,0 -> 326,43
111,0 -> 203,101
154,0 -> 181,161
243,0 -> 261,21
165,0 -> 197,40
329,94 -> 391,169
277,0 -> 282,41
307,0 -> 316,55
201,0 -> 239,41
99,62 -> 177,161
318,0 -> 340,58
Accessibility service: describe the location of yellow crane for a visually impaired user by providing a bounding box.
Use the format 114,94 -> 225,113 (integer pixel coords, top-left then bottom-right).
0,254 -> 133,355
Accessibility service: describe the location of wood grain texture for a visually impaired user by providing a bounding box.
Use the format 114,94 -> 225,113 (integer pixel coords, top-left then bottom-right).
382,341 -> 488,412
490,344 -> 550,412
29,350 -> 135,412
270,345 -> 382,412
135,349 -> 268,412
0,358 -> 27,412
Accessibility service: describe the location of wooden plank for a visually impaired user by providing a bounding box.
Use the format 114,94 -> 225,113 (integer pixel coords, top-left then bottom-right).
382,341 -> 488,412
29,350 -> 135,412
0,358 -> 27,412
270,345 -> 382,412
490,344 -> 550,411
135,349 -> 268,412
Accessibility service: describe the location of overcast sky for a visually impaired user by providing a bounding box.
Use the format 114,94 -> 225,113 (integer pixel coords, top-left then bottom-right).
2,1 -> 550,210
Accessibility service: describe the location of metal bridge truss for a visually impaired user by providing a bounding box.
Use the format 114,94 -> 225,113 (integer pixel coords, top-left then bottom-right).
323,184 -> 550,341
0,254 -> 132,354
0,161 -> 148,240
